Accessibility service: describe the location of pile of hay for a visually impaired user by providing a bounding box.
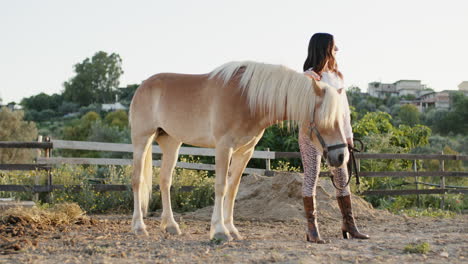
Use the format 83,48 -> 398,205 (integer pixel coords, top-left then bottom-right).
1,202 -> 86,226
0,202 -> 93,254
0,203 -> 91,237
188,172 -> 385,222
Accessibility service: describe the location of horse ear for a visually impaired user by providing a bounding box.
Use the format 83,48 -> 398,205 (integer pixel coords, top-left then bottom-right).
312,79 -> 324,96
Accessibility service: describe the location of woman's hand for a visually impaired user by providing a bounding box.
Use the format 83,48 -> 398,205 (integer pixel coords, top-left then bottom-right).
346,137 -> 354,148
304,71 -> 321,81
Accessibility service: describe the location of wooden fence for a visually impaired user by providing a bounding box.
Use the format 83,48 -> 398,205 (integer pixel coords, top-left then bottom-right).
1,139 -> 467,201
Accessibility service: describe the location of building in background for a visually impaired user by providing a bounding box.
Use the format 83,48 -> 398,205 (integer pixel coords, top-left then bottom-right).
368,81 -> 397,98
368,80 -> 432,99
368,80 -> 468,112
102,94 -> 127,111
102,102 -> 126,111
411,91 -> 451,111
458,81 -> 468,94
0,102 -> 22,111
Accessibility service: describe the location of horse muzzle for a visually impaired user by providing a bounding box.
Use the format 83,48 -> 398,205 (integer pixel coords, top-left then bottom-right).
324,144 -> 349,167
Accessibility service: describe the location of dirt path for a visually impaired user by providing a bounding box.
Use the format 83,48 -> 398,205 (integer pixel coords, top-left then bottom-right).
1,212 -> 466,264
1,173 -> 466,263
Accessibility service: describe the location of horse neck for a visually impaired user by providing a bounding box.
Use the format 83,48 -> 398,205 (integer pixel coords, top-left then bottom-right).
258,105 -> 300,128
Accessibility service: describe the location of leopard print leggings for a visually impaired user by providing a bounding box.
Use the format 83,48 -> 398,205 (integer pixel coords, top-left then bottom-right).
299,128 -> 351,197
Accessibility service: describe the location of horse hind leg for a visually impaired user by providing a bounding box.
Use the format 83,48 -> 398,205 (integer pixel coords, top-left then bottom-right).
223,149 -> 254,240
131,132 -> 156,236
156,134 -> 182,235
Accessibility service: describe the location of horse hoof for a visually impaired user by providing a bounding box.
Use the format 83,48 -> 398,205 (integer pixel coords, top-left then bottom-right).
165,225 -> 182,235
134,227 -> 149,236
213,232 -> 232,242
230,232 -> 243,240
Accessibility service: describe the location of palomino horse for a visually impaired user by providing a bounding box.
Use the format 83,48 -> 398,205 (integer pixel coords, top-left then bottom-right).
129,61 -> 348,241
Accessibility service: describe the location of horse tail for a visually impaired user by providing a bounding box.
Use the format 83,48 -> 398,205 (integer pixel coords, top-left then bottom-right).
141,138 -> 153,216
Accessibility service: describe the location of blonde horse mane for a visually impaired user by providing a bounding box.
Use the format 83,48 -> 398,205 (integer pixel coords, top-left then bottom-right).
209,61 -> 342,129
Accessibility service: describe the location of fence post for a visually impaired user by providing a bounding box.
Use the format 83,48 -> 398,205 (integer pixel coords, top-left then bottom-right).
413,160 -> 420,207
34,135 -> 43,202
440,151 -> 445,209
265,148 -> 271,172
45,136 -> 53,201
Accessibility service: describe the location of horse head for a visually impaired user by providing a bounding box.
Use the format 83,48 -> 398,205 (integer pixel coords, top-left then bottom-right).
309,80 -> 349,168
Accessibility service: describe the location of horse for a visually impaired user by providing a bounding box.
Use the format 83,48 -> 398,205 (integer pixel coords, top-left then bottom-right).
129,61 -> 349,241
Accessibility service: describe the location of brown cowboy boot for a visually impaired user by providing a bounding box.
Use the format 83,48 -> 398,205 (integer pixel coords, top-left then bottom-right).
303,196 -> 326,243
337,195 -> 370,239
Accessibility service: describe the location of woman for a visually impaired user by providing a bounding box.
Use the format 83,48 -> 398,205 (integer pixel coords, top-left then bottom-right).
300,33 -> 369,243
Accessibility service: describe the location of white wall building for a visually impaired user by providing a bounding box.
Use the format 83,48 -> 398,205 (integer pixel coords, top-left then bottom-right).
102,94 -> 127,111
368,82 -> 397,98
458,81 -> 468,95
368,80 -> 431,98
102,102 -> 126,111
369,79 -> 468,112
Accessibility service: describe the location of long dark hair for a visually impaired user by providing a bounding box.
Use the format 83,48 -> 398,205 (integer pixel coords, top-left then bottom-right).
303,33 -> 342,79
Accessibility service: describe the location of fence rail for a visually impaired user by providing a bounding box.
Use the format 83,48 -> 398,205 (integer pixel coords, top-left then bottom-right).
35,157 -> 266,175
0,142 -> 53,149
52,139 -> 276,159
271,151 -> 468,161
0,164 -> 51,171
1,139 -> 467,203
361,189 -> 468,196
358,171 -> 468,178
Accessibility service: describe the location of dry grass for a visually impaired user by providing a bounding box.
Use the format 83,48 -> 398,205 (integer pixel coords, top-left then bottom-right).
0,203 -> 92,255
0,202 -> 87,226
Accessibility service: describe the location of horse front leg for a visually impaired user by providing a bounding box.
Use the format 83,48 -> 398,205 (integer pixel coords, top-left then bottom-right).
223,149 -> 254,240
210,145 -> 233,241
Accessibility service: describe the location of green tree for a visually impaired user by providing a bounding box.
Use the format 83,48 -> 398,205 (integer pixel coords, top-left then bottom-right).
58,101 -> 80,114
384,96 -> 400,108
36,109 -> 58,121
396,104 -> 420,126
118,84 -> 139,106
352,112 -> 394,137
349,105 -> 358,124
62,111 -> 101,141
104,110 -> 128,130
346,86 -> 361,108
63,51 -> 123,106
0,107 -> 38,163
391,124 -> 431,150
422,92 -> 468,135
422,108 -> 449,133
447,92 -> 468,134
88,122 -> 130,146
353,111 -> 431,151
20,93 -> 62,112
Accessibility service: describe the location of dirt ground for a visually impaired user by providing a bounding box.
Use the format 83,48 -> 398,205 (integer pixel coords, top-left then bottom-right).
1,173 -> 467,264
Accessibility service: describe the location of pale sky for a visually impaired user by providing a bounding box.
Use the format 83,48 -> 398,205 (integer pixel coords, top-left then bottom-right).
1,0 -> 467,104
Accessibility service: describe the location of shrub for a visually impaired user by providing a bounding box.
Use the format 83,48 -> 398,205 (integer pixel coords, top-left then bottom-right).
403,242 -> 431,254
0,107 -> 38,164
0,163 -> 215,214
